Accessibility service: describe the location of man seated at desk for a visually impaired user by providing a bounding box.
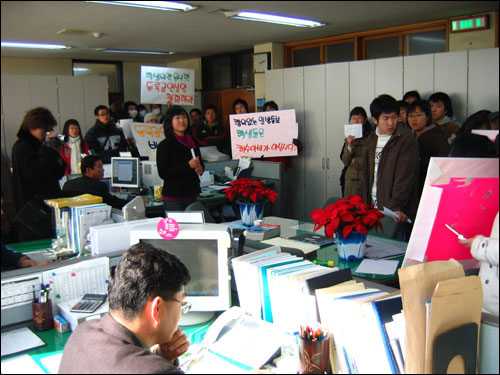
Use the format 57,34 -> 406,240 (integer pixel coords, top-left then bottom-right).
62,155 -> 128,209
59,243 -> 191,373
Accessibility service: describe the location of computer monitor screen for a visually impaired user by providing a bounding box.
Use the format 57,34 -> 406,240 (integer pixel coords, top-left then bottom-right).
140,239 -> 219,297
129,223 -> 231,325
111,157 -> 140,188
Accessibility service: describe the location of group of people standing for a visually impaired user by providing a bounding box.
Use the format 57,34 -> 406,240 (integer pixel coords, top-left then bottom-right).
340,91 -> 499,220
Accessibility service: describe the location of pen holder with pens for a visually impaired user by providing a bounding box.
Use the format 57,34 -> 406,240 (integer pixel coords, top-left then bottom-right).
299,331 -> 330,374
32,299 -> 54,331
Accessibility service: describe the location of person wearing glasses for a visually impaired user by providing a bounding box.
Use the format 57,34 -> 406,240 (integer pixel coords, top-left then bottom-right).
407,100 -> 449,201
85,105 -> 129,164
59,243 -> 191,374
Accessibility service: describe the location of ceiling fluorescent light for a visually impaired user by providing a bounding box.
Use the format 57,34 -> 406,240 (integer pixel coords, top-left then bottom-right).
227,11 -> 325,28
1,42 -> 68,49
88,1 -> 197,12
103,49 -> 175,55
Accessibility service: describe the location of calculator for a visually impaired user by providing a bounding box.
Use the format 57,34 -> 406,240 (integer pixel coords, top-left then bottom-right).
70,294 -> 107,313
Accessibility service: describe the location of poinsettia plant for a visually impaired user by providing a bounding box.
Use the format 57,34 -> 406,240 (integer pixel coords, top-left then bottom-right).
311,195 -> 384,239
224,178 -> 278,204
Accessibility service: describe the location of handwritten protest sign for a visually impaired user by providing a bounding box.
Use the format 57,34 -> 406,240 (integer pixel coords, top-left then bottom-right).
141,66 -> 195,106
130,122 -> 165,157
230,109 -> 298,159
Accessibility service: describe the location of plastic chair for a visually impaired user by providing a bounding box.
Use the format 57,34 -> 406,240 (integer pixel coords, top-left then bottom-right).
185,201 -> 216,223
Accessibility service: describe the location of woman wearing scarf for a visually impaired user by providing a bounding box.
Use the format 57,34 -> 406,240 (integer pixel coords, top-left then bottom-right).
61,119 -> 89,175
157,106 -> 204,211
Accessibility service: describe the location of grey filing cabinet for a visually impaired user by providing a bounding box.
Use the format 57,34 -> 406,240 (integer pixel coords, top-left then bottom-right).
1,75 -> 108,156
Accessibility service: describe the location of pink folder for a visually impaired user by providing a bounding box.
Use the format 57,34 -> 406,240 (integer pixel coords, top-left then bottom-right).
403,157 -> 499,266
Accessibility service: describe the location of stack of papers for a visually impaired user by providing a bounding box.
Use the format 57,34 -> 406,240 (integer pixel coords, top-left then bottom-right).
1,328 -> 45,357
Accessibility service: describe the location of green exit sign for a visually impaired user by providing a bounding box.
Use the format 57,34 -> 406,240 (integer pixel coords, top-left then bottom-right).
451,14 -> 489,33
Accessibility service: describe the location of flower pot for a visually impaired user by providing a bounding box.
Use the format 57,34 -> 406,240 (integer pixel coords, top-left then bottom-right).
237,201 -> 264,226
336,230 -> 367,261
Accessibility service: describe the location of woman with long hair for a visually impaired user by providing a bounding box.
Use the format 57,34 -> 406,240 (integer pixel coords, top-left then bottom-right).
61,119 -> 89,175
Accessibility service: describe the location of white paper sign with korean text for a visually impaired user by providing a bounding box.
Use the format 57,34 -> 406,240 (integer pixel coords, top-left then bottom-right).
130,122 -> 165,157
230,109 -> 298,158
140,66 -> 195,106
344,123 -> 363,138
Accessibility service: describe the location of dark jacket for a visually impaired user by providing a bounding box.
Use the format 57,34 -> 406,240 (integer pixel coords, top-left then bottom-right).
84,120 -> 129,164
58,313 -> 182,374
193,120 -> 226,149
156,132 -> 204,199
415,125 -> 450,199
1,243 -> 25,271
63,175 -> 127,209
11,128 -> 66,209
359,123 -> 420,220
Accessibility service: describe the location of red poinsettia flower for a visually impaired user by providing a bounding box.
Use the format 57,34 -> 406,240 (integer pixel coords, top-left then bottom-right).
224,178 -> 278,204
310,195 -> 384,239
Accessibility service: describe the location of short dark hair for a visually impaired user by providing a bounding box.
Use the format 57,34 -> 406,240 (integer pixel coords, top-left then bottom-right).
80,155 -> 101,175
428,92 -> 454,118
232,98 -> 249,113
403,90 -> 421,102
450,133 -> 496,158
151,104 -> 162,111
263,101 -> 279,111
203,105 -> 218,115
108,243 -> 190,321
370,94 -> 399,121
189,108 -> 202,116
408,100 -> 432,126
397,100 -> 410,112
137,104 -> 147,111
124,101 -> 138,110
94,105 -> 109,116
163,105 -> 190,133
350,106 -> 368,120
20,107 -> 57,131
460,110 -> 492,134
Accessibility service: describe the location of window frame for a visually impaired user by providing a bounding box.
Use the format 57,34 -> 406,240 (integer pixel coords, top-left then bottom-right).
284,19 -> 449,67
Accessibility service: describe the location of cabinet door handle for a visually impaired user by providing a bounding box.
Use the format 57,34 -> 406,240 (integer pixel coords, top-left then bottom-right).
326,158 -> 330,169
322,158 -> 325,169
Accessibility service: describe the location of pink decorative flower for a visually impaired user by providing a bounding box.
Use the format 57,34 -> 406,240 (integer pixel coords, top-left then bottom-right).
311,195 -> 384,238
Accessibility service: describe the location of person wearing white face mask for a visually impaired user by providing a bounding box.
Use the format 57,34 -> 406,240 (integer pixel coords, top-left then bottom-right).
60,119 -> 89,175
137,104 -> 148,123
122,101 -> 139,122
151,104 -> 165,124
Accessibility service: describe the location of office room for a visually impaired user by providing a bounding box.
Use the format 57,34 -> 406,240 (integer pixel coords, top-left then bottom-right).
1,1 -> 499,373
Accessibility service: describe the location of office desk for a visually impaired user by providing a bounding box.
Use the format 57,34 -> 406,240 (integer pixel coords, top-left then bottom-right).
260,216 -> 405,286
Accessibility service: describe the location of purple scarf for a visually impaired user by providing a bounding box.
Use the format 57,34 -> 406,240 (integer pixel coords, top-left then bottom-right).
173,132 -> 196,150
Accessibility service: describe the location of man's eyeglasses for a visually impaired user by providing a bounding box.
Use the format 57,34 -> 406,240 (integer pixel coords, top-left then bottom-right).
168,297 -> 192,314
97,112 -> 110,117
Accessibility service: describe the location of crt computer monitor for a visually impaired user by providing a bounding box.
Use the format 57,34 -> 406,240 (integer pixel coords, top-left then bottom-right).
129,223 -> 231,325
111,157 -> 140,189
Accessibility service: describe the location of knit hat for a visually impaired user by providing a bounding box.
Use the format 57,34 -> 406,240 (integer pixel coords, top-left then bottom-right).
144,113 -> 159,123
